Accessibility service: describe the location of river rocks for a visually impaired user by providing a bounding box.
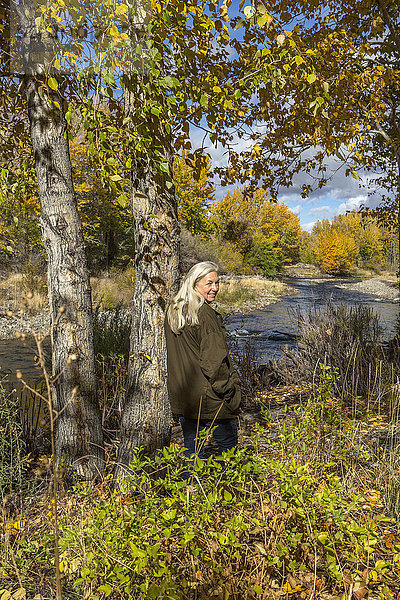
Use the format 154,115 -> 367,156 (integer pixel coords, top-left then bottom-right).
336,277 -> 400,302
0,309 -> 50,340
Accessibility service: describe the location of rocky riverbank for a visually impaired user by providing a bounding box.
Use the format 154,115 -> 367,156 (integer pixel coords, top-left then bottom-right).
335,277 -> 400,302
0,309 -> 50,341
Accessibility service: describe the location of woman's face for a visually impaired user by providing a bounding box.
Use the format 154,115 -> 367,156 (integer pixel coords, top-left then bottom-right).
195,271 -> 220,303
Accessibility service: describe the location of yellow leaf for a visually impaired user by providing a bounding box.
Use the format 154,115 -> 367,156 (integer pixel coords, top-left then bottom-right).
6,519 -> 26,530
307,73 -> 317,84
115,3 -> 129,14
109,25 -> 119,36
243,5 -> 255,17
48,77 -> 58,90
220,5 -> 229,21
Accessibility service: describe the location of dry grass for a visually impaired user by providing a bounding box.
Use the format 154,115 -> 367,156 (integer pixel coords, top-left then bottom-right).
218,276 -> 292,312
0,273 -> 48,311
0,266 -> 135,314
223,276 -> 287,293
91,266 -> 134,309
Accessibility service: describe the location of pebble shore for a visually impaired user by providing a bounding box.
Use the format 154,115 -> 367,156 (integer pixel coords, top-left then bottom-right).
335,277 -> 400,302
0,309 -> 50,340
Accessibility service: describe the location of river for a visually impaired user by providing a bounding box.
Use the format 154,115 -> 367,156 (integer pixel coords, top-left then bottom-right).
0,278 -> 399,387
225,278 -> 400,364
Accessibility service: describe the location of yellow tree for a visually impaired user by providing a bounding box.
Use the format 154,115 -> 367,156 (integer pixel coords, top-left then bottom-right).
211,187 -> 302,267
312,228 -> 358,275
0,160 -> 42,261
70,134 -> 133,270
331,212 -> 385,266
258,200 -> 302,263
173,152 -> 214,238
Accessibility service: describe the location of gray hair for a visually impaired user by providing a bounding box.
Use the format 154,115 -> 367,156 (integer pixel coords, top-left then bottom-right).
166,261 -> 220,334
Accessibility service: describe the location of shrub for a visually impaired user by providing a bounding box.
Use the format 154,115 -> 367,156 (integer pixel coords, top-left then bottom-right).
269,303 -> 392,408
4,434 -> 391,599
179,228 -> 220,274
245,236 -> 281,276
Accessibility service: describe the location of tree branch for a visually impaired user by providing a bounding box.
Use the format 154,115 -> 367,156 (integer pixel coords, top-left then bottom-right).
376,0 -> 400,54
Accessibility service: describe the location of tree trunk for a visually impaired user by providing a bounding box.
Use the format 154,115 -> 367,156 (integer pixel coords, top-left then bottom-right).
115,154 -> 180,476
20,7 -> 104,479
113,9 -> 180,478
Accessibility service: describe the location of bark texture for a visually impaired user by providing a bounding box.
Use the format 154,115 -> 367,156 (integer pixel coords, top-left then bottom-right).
20,9 -> 104,479
115,154 -> 180,475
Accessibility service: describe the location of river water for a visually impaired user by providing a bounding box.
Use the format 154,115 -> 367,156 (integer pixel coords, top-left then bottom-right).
225,278 -> 400,364
0,278 -> 399,386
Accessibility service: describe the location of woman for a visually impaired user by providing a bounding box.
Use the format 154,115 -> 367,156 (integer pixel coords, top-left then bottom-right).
165,261 -> 241,462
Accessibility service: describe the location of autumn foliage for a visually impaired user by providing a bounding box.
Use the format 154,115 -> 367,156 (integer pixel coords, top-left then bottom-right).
210,188 -> 302,274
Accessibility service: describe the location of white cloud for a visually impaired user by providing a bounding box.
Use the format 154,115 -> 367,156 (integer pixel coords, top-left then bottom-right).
336,195 -> 366,215
308,205 -> 334,218
303,221 -> 316,232
289,204 -> 302,216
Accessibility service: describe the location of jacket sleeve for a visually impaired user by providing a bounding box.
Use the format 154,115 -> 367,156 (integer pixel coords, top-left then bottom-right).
199,326 -> 238,400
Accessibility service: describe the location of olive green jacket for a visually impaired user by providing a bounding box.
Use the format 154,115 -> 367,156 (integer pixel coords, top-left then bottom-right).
164,302 -> 241,420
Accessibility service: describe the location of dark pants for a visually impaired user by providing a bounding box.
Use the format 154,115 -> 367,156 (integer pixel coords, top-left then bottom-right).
179,415 -> 238,460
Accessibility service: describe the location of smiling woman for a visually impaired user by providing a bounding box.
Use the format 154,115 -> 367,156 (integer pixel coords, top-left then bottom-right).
195,270 -> 220,304
164,262 -> 241,474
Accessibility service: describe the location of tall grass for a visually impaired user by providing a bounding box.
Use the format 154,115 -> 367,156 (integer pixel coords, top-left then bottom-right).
269,303 -> 396,411
0,383 -> 26,500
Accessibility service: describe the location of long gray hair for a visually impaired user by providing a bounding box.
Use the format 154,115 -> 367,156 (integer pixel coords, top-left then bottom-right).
166,261 -> 220,334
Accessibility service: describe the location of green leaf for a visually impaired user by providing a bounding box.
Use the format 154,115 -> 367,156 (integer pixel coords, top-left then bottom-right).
48,77 -> 58,90
234,17 -> 245,30
163,76 -> 178,89
257,14 -> 268,27
97,584 -> 112,597
317,532 -> 329,545
159,162 -> 170,174
65,111 -> 72,124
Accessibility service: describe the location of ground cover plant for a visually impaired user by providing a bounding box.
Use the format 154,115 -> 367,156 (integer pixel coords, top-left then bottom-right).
2,363 -> 400,599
